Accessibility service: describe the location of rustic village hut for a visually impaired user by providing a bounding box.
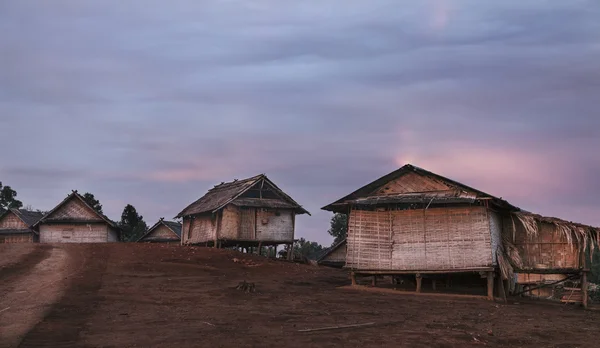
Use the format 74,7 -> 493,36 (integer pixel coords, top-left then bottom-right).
137,218 -> 182,244
322,164 -> 520,299
317,239 -> 347,268
323,164 -> 599,304
176,174 -> 309,256
0,209 -> 44,243
33,191 -> 120,243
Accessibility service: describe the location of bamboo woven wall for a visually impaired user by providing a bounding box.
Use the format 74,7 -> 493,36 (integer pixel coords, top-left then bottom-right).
1,234 -> 33,243
39,223 -> 109,243
182,215 -> 216,244
220,205 -> 241,239
347,207 -> 494,271
141,225 -> 179,242
323,244 -> 347,263
255,209 -> 294,242
503,218 -> 581,269
47,198 -> 101,221
0,212 -> 28,229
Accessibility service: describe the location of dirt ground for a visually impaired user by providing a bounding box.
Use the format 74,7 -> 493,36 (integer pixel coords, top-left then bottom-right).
1,244 -> 599,348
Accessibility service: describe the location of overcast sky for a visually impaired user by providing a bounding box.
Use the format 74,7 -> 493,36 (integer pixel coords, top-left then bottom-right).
1,1 -> 599,245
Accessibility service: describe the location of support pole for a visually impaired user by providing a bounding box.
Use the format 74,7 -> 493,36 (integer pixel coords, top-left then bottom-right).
487,272 -> 495,301
582,271 -> 589,309
432,280 -> 437,291
287,243 -> 293,261
372,276 -> 377,287
416,274 -> 422,293
351,272 -> 357,286
497,274 -> 507,304
258,242 -> 262,256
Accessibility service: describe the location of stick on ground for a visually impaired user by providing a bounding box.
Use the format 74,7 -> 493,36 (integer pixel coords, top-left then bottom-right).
298,322 -> 376,333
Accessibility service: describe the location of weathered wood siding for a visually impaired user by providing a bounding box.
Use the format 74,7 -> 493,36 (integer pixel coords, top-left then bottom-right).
182,214 -> 217,244
1,234 -> 34,243
0,211 -> 29,229
141,225 -> 179,242
220,205 -> 240,239
39,223 -> 111,243
504,218 -> 581,270
47,198 -> 101,221
347,207 -> 494,271
323,244 -> 347,263
256,209 -> 294,242
373,171 -> 452,195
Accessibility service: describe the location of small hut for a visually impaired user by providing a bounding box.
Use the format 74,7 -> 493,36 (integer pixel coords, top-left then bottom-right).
322,164 -> 518,299
138,218 -> 182,244
176,174 -> 309,256
0,209 -> 44,243
33,191 -> 120,243
317,239 -> 347,268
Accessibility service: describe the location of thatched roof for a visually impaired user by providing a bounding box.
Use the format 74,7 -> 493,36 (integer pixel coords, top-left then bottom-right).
322,164 -> 517,212
33,191 -> 119,229
176,174 -> 309,218
137,218 -> 182,242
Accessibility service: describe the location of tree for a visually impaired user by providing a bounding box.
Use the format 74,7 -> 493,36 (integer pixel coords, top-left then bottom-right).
328,213 -> 348,246
119,204 -> 148,242
0,181 -> 23,214
282,238 -> 324,259
82,192 -> 103,214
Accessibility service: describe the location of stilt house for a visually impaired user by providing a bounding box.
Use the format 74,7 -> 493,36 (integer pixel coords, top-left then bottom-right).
322,164 -> 598,304
33,191 -> 120,243
138,218 -> 182,244
176,174 -> 309,252
317,239 -> 347,268
0,209 -> 44,243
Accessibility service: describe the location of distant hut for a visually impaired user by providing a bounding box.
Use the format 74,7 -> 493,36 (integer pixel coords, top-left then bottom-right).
176,174 -> 309,257
33,191 -> 120,243
317,239 -> 347,268
322,164 -> 598,304
138,218 -> 182,244
0,209 -> 44,243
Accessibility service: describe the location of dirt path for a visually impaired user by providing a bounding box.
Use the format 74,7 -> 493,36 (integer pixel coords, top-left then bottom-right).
0,245 -> 69,348
3,244 -> 599,347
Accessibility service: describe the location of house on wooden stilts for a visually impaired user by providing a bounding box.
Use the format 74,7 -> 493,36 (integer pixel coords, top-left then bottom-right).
33,191 -> 121,243
176,174 -> 309,257
0,209 -> 44,243
322,164 -> 518,300
138,218 -> 182,244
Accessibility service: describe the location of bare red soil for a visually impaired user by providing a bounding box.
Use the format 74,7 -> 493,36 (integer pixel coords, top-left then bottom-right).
1,244 -> 599,348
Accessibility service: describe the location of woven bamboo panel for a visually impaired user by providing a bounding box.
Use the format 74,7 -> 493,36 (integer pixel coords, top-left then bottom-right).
0,212 -> 28,229
347,210 -> 393,270
324,244 -> 347,263
373,171 -> 451,195
347,207 -> 493,271
39,223 -> 108,243
256,209 -> 294,241
220,205 -> 241,239
47,198 -> 101,221
239,208 -> 256,240
503,217 -> 580,269
142,225 -> 179,242
1,234 -> 33,243
183,215 -> 216,244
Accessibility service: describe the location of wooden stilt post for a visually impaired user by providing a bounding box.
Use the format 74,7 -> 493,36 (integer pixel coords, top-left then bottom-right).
391,276 -> 396,285
432,279 -> 437,291
258,242 -> 262,256
446,275 -> 451,289
372,276 -> 377,287
351,272 -> 357,286
487,272 -> 495,301
582,271 -> 589,309
287,243 -> 293,261
504,276 -> 511,296
416,274 -> 422,293
497,274 -> 507,304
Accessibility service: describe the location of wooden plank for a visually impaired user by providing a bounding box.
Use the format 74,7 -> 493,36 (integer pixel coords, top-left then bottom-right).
487,272 -> 494,301
582,271 -> 589,309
